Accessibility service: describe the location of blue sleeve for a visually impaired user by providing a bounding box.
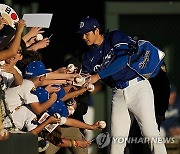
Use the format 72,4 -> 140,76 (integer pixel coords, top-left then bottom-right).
98,54 -> 128,79
98,31 -> 131,79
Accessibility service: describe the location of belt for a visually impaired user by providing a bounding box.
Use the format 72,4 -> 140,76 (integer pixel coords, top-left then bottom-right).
115,77 -> 144,89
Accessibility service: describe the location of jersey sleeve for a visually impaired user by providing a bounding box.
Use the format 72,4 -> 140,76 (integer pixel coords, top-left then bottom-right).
111,30 -> 130,55
98,31 -> 130,79
98,55 -> 128,79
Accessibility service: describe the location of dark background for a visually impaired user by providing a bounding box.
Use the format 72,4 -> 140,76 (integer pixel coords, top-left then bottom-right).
1,0 -> 105,69
13,1 -> 105,70
37,1 -> 105,70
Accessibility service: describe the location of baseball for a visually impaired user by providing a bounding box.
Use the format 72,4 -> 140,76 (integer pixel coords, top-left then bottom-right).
36,34 -> 43,41
99,121 -> 106,129
54,113 -> 61,119
68,106 -> 75,115
67,64 -> 75,73
87,83 -> 95,92
0,129 -> 8,137
75,76 -> 83,83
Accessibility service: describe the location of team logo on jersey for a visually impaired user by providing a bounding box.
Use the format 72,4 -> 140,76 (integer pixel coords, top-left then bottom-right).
79,22 -> 84,29
139,50 -> 150,69
93,65 -> 101,72
93,48 -> 115,72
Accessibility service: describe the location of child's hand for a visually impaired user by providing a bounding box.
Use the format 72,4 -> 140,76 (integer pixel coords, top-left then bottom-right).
47,116 -> 61,124
49,92 -> 58,103
76,140 -> 91,148
45,84 -> 61,93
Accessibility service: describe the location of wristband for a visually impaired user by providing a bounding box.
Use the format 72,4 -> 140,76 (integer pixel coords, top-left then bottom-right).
71,139 -> 78,147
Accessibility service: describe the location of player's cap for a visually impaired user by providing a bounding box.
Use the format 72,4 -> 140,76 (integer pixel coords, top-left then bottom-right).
76,16 -> 100,34
24,61 -> 48,78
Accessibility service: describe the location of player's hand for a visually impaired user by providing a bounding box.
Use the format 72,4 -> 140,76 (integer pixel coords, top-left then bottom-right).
90,73 -> 100,84
81,82 -> 88,89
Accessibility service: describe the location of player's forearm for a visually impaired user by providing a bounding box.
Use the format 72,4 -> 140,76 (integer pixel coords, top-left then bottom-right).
65,118 -> 93,130
98,55 -> 128,79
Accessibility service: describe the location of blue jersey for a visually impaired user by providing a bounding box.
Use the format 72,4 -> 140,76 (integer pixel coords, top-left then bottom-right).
82,30 -> 139,88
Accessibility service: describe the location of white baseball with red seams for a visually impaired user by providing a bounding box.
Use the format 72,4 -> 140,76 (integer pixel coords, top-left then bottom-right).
99,121 -> 106,129
36,34 -> 43,41
87,83 -> 94,92
67,64 -> 75,73
75,76 -> 83,83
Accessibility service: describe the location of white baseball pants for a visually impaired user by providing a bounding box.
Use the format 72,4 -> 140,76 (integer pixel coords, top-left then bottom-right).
110,79 -> 167,154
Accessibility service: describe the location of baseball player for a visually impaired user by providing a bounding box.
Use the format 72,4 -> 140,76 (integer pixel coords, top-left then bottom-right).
76,16 -> 167,154
102,35 -> 170,153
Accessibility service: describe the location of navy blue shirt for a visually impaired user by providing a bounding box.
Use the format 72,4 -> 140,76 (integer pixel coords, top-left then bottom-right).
82,30 -> 139,88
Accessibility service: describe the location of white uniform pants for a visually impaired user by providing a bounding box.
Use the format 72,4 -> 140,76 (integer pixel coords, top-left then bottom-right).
110,79 -> 167,154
